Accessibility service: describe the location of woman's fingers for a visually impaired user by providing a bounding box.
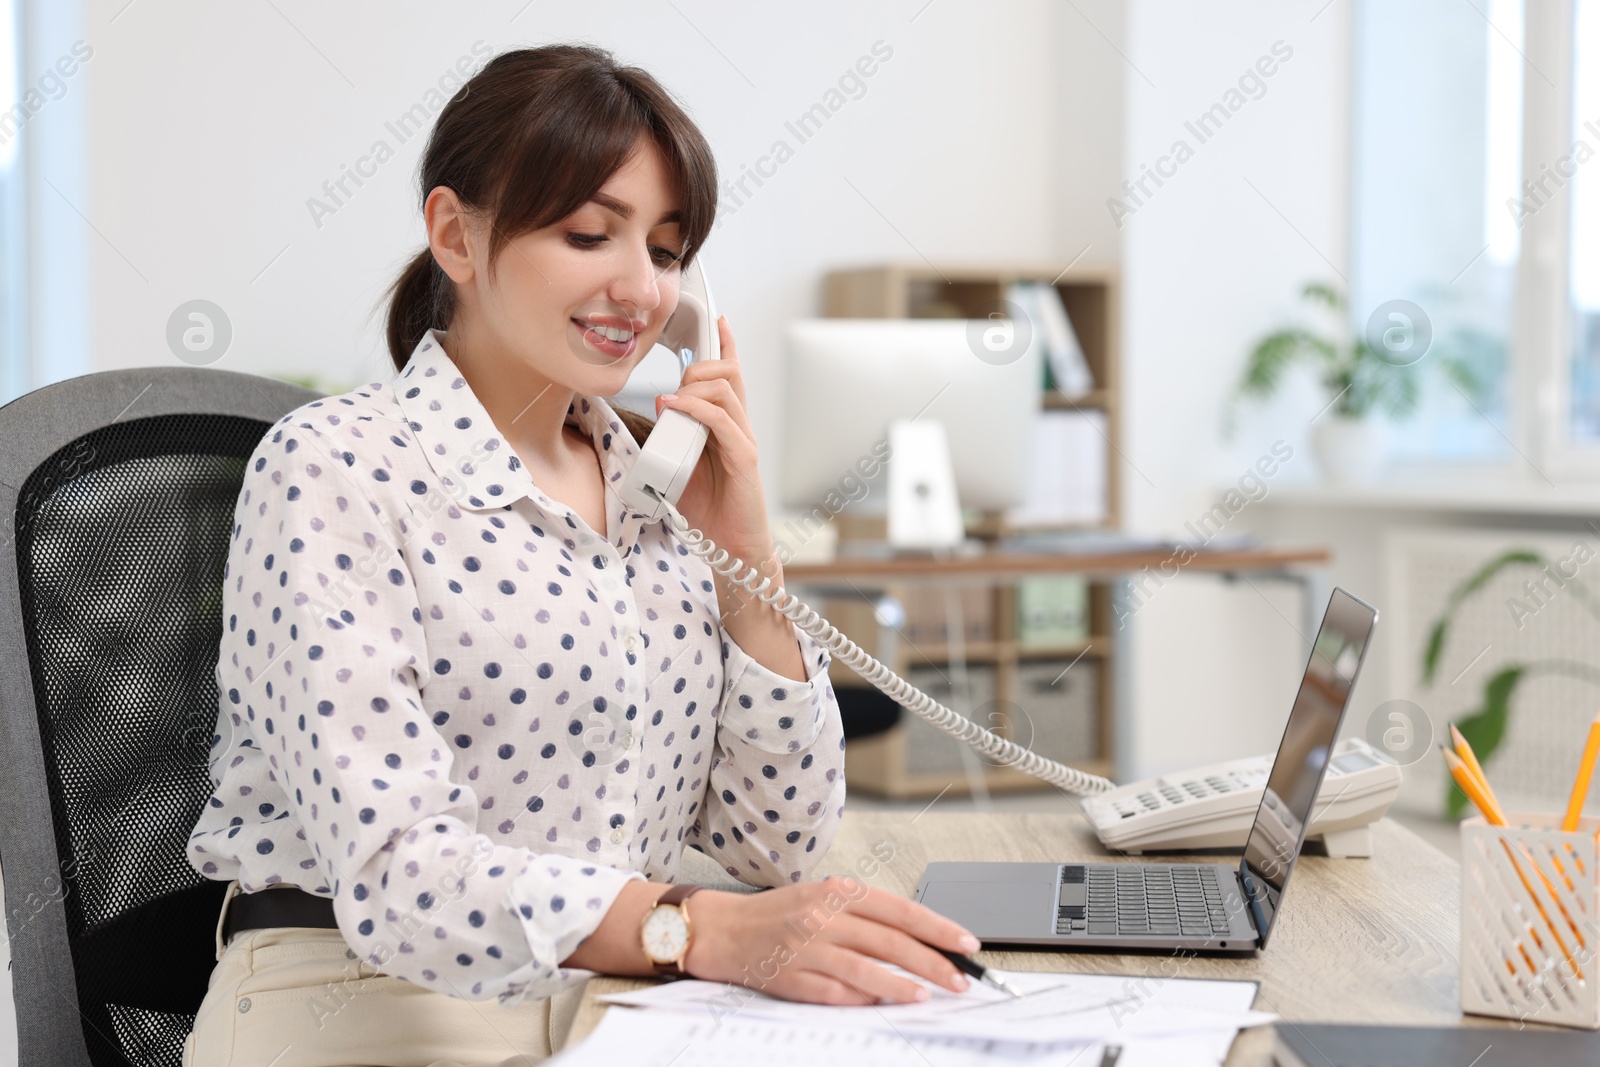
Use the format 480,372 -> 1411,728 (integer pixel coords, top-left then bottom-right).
666,375 -> 755,443
775,969 -> 876,1007
803,943 -> 929,1005
825,912 -> 971,993
828,879 -> 980,955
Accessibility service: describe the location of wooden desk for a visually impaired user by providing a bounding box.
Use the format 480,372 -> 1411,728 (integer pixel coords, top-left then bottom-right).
783,544 -> 1331,586
569,810 -> 1536,1065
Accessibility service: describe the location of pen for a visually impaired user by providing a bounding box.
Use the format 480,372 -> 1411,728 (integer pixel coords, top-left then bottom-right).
927,943 -> 1023,997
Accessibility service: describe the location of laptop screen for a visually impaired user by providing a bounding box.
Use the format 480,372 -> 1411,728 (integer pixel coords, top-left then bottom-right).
1240,588 -> 1378,947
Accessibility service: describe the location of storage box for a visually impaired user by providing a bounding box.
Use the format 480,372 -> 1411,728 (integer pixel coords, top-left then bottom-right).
899,664 -> 997,777
1013,657 -> 1098,764
1460,813 -> 1600,1029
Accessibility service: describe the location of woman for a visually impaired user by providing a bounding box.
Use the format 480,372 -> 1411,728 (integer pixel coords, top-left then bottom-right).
183,44 -> 978,1067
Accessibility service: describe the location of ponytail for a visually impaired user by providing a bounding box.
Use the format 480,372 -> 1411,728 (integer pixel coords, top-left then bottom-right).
383,247 -> 451,372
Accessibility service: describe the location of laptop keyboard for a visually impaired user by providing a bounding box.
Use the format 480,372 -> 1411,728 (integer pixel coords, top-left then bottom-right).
1055,864 -> 1232,938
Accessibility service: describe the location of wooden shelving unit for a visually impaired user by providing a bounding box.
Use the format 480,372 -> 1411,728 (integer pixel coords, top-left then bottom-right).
819,263 -> 1122,798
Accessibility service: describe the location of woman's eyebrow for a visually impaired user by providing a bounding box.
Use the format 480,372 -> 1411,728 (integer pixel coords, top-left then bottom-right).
589,192 -> 680,225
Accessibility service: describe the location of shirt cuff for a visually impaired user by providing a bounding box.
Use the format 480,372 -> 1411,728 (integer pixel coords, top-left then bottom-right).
719,621 -> 835,754
496,856 -> 645,1007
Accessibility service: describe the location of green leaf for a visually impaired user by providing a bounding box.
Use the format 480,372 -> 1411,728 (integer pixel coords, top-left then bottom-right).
1444,666 -> 1523,819
1300,281 -> 1346,311
1421,549 -> 1545,684
1421,620 -> 1449,686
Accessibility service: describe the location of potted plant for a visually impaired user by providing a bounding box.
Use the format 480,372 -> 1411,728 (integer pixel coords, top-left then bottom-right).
1422,548 -> 1600,817
1226,282 -> 1496,484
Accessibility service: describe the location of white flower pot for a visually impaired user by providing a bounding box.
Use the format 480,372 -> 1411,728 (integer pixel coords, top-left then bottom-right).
1311,414 -> 1386,484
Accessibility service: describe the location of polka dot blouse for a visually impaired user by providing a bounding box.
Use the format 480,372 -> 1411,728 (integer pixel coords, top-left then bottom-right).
186,328 -> 847,1006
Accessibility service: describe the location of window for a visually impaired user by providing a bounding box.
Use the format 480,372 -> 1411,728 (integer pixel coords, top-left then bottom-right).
1567,0 -> 1600,443
0,0 -> 25,404
1350,0 -> 1522,466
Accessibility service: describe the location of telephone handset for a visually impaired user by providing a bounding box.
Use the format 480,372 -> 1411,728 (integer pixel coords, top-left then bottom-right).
617,258 -> 1113,796
620,257 -> 720,523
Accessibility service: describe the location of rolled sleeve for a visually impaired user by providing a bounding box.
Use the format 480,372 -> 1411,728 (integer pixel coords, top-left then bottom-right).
717,623 -> 834,753
497,855 -> 643,1007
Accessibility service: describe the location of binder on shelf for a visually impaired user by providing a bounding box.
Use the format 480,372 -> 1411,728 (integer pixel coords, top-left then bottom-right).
1016,576 -> 1089,648
1005,280 -> 1094,396
1005,409 -> 1108,528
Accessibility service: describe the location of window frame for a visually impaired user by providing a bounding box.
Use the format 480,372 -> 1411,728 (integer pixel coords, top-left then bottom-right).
1531,0 -> 1600,479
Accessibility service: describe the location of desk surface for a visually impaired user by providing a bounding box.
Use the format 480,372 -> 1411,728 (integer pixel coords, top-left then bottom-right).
784,545 -> 1330,584
569,810 -> 1532,1065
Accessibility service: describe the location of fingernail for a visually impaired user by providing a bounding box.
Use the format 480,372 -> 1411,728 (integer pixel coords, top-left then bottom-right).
959,934 -> 980,952
912,986 -> 930,1002
952,973 -> 970,991
660,393 -> 677,404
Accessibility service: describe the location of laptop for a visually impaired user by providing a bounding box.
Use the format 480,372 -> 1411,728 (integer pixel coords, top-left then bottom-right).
914,587 -> 1378,955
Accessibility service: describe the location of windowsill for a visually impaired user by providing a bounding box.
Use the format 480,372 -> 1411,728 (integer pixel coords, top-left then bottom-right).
1257,478 -> 1600,516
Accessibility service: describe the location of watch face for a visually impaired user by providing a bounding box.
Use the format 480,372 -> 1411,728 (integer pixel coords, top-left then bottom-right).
642,904 -> 690,964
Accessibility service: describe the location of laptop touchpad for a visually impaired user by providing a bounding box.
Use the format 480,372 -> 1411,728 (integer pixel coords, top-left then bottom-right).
920,881 -> 1053,939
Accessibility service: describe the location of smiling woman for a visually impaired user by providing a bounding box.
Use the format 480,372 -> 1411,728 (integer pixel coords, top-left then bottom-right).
180,42 -> 978,1067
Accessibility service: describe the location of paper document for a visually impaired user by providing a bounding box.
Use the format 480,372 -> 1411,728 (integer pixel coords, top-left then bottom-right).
552,1002 -> 1259,1067
596,966 -> 1270,1045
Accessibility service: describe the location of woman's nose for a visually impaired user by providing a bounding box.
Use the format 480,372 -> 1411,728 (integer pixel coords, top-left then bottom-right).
611,245 -> 665,316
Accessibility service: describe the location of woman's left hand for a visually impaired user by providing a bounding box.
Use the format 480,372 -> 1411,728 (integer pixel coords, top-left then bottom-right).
654,315 -> 776,568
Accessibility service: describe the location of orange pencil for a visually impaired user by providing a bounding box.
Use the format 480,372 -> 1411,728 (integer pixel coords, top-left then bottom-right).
1449,724 -> 1506,825
1442,747 -> 1585,980
1450,727 -> 1576,891
1561,711 -> 1600,832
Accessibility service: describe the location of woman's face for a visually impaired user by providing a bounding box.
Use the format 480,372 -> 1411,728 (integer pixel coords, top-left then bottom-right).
456,137 -> 686,394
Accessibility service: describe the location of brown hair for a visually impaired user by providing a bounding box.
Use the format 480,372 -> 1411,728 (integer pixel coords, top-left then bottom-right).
383,43 -> 718,444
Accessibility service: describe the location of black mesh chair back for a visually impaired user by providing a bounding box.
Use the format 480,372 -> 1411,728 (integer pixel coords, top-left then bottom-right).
0,368 -> 319,1067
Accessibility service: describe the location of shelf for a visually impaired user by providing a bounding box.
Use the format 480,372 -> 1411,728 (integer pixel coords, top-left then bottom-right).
1015,637 -> 1112,660
823,263 -> 1122,799
904,639 -> 1004,665
1042,389 -> 1112,411
904,637 -> 1111,665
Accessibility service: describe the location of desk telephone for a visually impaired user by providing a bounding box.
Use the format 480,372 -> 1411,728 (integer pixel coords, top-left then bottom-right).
617,260 -> 1401,849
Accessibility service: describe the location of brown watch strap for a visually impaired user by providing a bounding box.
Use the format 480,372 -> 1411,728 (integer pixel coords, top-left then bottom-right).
650,884 -> 703,976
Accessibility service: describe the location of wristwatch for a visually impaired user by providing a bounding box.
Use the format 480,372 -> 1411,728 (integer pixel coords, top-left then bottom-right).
640,885 -> 703,976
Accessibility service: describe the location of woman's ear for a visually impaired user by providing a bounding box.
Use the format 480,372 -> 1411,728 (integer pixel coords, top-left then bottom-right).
425,186 -> 480,285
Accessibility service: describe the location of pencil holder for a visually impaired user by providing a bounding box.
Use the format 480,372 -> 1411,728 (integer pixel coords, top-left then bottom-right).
1460,813 -> 1600,1029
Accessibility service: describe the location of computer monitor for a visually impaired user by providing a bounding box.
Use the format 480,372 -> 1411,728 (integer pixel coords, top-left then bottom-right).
779,319 -> 1043,517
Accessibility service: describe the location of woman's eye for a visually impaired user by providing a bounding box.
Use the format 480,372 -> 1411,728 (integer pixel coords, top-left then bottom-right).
567,234 -> 679,267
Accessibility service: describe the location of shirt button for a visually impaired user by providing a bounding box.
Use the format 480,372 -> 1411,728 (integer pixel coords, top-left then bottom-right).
610,828 -> 625,844
624,635 -> 637,652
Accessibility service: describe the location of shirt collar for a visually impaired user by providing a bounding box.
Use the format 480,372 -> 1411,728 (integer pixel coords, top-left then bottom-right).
393,328 -> 652,556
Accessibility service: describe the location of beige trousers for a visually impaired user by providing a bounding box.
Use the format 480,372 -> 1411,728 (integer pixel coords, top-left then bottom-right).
183,881 -> 583,1067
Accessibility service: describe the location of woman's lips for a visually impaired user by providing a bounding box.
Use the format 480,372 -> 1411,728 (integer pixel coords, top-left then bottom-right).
573,319 -> 638,359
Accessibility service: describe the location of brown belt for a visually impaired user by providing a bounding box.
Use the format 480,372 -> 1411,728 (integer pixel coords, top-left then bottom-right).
223,885 -> 339,943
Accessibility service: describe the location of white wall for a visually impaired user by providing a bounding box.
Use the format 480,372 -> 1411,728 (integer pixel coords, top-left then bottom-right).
54,0 -> 1364,778
1118,0 -> 1355,776
74,0 -> 1122,498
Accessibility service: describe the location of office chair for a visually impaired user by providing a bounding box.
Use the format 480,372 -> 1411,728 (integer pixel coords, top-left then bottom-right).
0,367 -> 319,1067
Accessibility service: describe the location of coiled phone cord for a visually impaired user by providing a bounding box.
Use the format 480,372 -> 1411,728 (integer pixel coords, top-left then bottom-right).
654,493 -> 1116,796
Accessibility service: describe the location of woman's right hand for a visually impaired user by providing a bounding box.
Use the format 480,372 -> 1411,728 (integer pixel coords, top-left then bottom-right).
681,876 -> 981,1005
